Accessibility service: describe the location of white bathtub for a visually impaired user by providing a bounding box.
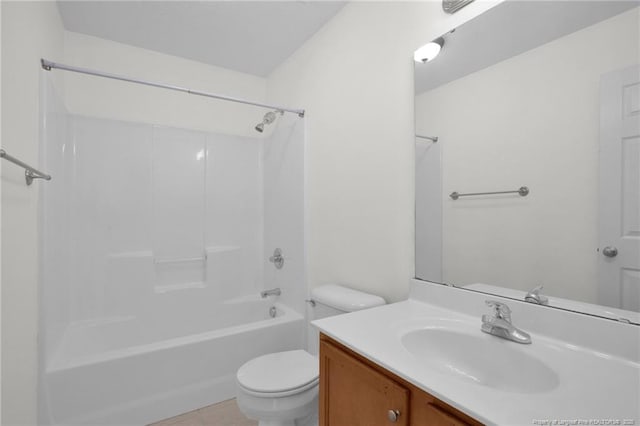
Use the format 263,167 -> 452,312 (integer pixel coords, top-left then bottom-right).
43,298 -> 305,425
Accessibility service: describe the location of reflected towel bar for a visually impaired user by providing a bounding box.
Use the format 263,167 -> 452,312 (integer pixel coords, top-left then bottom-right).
0,149 -> 52,185
450,186 -> 529,200
415,134 -> 438,142
154,256 -> 207,264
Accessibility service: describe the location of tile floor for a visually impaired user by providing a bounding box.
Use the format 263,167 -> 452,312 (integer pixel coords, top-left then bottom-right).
149,399 -> 257,426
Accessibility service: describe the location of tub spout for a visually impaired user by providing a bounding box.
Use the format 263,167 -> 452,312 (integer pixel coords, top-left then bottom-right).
261,288 -> 281,298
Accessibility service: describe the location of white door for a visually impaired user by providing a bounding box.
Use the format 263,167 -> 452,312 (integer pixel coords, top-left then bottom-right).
598,65 -> 640,312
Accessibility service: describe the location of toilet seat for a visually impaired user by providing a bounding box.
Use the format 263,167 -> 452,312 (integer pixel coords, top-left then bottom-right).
237,350 -> 319,397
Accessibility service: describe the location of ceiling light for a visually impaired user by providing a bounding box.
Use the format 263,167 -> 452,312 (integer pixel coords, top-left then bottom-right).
414,37 -> 445,63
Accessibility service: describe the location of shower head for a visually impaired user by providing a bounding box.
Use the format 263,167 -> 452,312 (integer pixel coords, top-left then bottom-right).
255,110 -> 282,133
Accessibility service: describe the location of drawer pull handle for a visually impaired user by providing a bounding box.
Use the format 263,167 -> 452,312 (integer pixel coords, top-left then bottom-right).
387,409 -> 400,422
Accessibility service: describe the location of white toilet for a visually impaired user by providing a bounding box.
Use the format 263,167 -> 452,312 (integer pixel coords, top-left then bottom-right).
235,284 -> 386,426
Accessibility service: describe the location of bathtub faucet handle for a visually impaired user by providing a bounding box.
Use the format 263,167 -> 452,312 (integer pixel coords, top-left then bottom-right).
269,248 -> 284,269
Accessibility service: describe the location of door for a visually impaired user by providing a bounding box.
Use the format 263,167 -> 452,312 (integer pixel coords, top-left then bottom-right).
599,65 -> 640,312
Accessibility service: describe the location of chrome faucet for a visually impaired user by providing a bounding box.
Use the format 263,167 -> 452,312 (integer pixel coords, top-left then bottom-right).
261,288 -> 281,298
481,300 -> 531,344
525,285 -> 549,305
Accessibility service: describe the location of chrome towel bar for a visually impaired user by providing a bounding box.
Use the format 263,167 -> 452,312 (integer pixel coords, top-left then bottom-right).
0,149 -> 52,185
450,186 -> 529,200
415,134 -> 438,142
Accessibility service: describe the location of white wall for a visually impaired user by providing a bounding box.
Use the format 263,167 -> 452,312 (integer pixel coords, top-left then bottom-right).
63,31 -> 267,137
266,1 -> 500,302
0,3 -> 3,421
415,8 -> 639,303
1,2 -> 65,424
0,2 -> 3,421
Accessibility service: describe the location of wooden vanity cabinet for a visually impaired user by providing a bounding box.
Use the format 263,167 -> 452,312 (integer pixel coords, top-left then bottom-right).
319,333 -> 483,426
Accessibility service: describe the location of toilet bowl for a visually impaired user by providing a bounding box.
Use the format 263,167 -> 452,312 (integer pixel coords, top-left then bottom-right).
235,284 -> 385,426
236,350 -> 318,426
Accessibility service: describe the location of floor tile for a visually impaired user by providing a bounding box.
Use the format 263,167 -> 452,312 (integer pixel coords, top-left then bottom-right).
149,399 -> 256,426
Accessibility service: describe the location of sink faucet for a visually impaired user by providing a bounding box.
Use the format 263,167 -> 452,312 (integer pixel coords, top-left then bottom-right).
261,288 -> 281,298
525,285 -> 549,305
481,300 -> 531,344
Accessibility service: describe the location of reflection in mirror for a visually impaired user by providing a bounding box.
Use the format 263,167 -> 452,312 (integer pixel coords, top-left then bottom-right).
414,1 -> 640,323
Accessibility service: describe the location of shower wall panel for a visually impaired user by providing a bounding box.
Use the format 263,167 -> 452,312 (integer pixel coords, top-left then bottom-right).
152,127 -> 207,290
41,75 -> 72,356
71,116 -> 153,320
205,134 -> 263,299
45,115 -> 264,327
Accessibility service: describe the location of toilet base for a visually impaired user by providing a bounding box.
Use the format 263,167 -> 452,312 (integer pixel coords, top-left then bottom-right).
236,382 -> 318,426
257,420 -> 295,426
256,412 -> 317,426
295,412 -> 318,426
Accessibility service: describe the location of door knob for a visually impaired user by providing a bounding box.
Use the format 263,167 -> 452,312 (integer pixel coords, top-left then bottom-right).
387,409 -> 400,422
602,246 -> 618,258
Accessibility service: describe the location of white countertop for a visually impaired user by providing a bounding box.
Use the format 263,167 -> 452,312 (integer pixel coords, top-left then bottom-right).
312,281 -> 640,426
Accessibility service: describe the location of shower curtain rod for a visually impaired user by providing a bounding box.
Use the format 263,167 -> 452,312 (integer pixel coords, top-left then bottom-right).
41,59 -> 305,118
0,148 -> 52,185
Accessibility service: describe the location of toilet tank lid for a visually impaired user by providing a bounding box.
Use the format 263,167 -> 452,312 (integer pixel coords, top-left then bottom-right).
311,284 -> 386,312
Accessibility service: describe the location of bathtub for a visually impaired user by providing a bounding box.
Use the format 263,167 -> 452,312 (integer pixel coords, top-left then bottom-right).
43,297 -> 305,425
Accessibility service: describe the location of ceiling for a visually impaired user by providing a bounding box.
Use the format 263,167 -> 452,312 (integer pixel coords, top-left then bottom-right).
415,1 -> 639,94
57,1 -> 345,77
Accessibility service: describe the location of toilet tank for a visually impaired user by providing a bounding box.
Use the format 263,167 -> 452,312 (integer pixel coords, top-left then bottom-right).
307,284 -> 386,355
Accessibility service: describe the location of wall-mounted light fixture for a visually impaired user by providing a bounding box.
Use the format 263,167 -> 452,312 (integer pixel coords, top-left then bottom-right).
413,37 -> 445,63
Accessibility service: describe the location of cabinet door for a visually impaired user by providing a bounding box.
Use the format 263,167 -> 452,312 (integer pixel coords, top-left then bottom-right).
423,403 -> 473,426
320,339 -> 409,426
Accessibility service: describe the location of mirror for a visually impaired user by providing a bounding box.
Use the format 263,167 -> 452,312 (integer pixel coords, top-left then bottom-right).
414,0 -> 640,323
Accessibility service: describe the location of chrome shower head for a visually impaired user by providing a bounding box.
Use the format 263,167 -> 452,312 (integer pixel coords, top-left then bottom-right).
255,110 -> 282,133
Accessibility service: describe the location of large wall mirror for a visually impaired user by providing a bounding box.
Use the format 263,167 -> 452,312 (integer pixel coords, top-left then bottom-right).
414,0 -> 640,323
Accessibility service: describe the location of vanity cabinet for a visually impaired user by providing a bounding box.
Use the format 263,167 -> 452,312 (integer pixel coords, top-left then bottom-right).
319,333 -> 482,426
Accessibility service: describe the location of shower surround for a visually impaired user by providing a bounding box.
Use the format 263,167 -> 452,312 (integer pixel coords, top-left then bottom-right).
39,77 -> 306,425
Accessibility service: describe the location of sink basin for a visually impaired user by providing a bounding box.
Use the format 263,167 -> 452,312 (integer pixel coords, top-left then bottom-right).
401,326 -> 559,393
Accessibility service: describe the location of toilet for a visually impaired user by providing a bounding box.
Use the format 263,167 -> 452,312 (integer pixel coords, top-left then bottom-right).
235,284 -> 386,426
